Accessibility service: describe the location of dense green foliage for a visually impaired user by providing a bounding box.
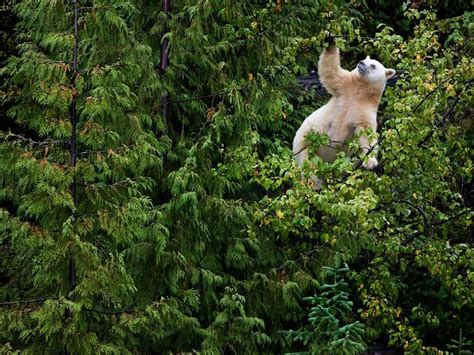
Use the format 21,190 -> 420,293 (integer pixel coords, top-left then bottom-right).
284,265 -> 366,354
0,0 -> 472,353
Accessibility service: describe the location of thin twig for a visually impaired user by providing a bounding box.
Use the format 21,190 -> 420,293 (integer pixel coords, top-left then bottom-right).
431,209 -> 472,226
0,132 -> 69,147
0,297 -> 55,307
397,199 -> 431,230
79,177 -> 143,189
167,87 -> 244,105
401,209 -> 472,245
77,144 -> 136,156
417,89 -> 464,147
293,139 -> 345,156
272,242 -> 329,274
83,307 -> 136,315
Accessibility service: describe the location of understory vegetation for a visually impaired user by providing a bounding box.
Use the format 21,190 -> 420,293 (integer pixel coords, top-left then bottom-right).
0,0 -> 472,353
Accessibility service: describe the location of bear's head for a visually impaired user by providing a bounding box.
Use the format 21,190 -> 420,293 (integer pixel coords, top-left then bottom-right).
356,56 -> 395,85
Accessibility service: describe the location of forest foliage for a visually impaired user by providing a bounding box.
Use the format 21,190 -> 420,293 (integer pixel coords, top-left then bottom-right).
0,0 -> 472,353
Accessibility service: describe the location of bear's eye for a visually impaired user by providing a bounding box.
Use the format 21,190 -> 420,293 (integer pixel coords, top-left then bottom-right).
370,64 -> 376,69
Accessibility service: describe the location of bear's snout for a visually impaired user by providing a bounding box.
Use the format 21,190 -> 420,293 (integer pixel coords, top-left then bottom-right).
357,61 -> 367,73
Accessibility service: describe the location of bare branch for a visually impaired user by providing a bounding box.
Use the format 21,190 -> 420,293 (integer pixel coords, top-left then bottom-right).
77,144 -> 136,156
0,132 -> 69,148
0,297 -> 55,307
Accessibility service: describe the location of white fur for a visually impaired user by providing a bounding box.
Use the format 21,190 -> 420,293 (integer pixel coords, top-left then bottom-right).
293,44 -> 395,188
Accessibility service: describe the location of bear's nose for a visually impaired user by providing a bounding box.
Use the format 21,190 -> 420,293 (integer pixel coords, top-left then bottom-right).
358,61 -> 365,66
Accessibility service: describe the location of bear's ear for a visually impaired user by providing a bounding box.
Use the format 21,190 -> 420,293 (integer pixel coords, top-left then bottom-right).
365,55 -> 370,60
385,68 -> 396,79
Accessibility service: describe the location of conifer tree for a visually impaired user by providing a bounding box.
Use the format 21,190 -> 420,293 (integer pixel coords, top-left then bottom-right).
0,0 -> 173,351
145,1 -> 356,351
284,265 -> 366,354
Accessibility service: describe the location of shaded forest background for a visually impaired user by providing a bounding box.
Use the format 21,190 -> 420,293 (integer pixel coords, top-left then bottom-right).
0,0 -> 472,353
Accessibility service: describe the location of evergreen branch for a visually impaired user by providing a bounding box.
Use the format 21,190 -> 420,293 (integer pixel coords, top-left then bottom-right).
0,299 -> 136,315
167,87 -> 245,105
80,177 -> 143,189
77,144 -> 136,156
83,307 -> 136,315
78,5 -> 112,12
19,41 -> 73,63
0,297 -> 56,307
31,58 -> 72,66
253,17 -> 286,39
0,132 -> 69,147
84,299 -> 167,315
0,298 -> 149,317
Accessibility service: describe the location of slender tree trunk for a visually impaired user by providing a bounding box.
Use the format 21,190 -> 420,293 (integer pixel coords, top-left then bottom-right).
66,3 -> 79,353
160,0 -> 170,122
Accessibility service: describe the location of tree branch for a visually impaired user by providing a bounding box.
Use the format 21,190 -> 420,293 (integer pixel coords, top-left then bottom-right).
0,132 -> 69,148
83,307 -> 136,315
0,297 -> 55,307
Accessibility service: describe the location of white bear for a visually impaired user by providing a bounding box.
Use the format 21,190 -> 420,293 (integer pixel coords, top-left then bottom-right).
293,36 -> 395,188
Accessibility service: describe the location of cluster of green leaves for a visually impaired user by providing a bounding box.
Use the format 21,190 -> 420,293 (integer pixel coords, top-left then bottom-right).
0,0 -> 472,353
250,6 -> 473,353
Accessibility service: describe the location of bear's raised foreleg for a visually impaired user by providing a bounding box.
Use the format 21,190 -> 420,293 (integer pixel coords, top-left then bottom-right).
318,35 -> 350,96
